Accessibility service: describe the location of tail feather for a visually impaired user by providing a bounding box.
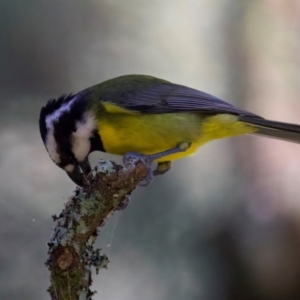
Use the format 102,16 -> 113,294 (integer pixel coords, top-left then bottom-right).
239,116 -> 300,144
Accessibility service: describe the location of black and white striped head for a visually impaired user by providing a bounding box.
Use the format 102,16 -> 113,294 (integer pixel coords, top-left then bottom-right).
39,94 -> 98,186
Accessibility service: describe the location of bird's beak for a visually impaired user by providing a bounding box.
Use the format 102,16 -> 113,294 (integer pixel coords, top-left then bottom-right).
79,157 -> 91,175
66,164 -> 84,187
66,158 -> 92,187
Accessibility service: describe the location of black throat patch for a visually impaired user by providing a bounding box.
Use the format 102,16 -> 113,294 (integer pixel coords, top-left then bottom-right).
90,129 -> 105,153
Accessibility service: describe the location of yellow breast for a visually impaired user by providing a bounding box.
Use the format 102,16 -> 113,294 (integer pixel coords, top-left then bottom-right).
98,103 -> 257,162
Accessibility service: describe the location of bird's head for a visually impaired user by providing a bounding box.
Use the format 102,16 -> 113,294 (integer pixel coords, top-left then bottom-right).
39,94 -> 99,186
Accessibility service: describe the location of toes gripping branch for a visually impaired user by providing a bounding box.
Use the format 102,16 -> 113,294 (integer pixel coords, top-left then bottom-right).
122,142 -> 191,186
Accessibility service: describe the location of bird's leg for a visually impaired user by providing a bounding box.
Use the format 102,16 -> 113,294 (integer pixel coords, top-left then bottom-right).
122,142 -> 191,186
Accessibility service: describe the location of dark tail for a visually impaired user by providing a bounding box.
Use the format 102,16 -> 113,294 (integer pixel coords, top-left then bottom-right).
240,116 -> 300,144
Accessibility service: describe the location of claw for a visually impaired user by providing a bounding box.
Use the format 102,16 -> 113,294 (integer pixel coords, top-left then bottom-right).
116,195 -> 131,210
137,175 -> 154,186
122,152 -> 151,166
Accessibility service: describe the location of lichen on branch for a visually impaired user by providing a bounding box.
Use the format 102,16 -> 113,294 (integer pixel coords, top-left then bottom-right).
46,159 -> 148,300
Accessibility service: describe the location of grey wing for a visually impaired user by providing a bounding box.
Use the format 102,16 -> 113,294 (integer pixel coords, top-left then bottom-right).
118,82 -> 261,118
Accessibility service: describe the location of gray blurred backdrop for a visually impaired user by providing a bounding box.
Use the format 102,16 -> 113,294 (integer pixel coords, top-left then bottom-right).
1,1 -> 300,299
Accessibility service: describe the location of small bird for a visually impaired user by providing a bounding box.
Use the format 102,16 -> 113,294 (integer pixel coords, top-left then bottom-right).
39,74 -> 300,187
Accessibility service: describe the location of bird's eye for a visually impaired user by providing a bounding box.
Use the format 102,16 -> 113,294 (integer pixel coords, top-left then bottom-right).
62,154 -> 72,161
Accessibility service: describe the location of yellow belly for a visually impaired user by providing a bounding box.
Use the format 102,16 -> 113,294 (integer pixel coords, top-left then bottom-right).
98,111 -> 257,162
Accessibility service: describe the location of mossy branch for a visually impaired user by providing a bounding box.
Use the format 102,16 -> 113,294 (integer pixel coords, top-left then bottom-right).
46,159 -> 148,300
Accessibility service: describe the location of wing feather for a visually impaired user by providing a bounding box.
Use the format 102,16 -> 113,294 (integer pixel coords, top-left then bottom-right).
111,79 -> 259,117
91,75 -> 261,118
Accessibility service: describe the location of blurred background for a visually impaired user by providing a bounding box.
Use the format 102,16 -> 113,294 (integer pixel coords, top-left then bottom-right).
0,0 -> 300,299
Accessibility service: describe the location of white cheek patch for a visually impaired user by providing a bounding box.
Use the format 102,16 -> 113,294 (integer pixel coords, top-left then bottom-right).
71,112 -> 96,162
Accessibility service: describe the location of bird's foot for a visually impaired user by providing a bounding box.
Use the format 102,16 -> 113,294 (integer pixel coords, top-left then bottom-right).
122,152 -> 154,186
122,142 -> 192,186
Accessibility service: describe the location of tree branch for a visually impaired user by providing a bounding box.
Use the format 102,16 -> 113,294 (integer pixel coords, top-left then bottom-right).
46,159 -> 148,300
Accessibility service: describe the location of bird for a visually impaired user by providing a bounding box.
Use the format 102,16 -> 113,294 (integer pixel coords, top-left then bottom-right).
39,74 -> 300,187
